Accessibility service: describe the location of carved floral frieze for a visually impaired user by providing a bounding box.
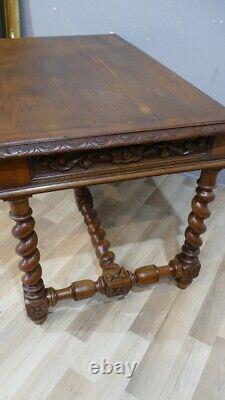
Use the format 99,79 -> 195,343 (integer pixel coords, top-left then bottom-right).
31,137 -> 209,177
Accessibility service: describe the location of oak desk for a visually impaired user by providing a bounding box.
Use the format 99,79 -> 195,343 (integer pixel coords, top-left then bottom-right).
1,34 -> 225,324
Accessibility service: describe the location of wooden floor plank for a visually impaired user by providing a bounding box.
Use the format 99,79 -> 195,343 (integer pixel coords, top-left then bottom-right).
193,337 -> 225,400
190,256 -> 225,346
47,368 -> 93,400
159,336 -> 211,400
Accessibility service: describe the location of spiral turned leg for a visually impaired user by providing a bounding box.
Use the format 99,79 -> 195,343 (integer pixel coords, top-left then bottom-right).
74,187 -> 116,269
175,169 -> 220,289
74,187 -> 135,297
8,196 -> 48,324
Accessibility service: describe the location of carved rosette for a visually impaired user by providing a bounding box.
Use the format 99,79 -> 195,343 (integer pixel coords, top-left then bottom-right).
100,266 -> 134,297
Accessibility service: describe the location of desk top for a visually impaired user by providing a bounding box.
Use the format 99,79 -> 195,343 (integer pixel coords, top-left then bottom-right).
1,34 -> 225,159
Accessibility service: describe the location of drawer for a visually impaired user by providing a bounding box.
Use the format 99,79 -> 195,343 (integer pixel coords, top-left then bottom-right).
29,136 -> 212,185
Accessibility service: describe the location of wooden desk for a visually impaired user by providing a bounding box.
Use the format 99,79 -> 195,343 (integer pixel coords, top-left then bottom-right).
1,34 -> 225,324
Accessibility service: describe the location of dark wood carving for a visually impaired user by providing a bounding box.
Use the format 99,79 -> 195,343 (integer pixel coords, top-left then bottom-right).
100,266 -> 133,297
8,197 -> 48,324
32,138 -> 210,177
47,263 -> 181,307
74,187 -> 116,269
40,138 -> 209,171
175,169 -> 220,288
0,125 -> 221,161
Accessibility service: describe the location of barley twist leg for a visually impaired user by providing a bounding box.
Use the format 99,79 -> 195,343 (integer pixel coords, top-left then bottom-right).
74,187 -> 116,269
175,169 -> 220,289
8,196 -> 48,324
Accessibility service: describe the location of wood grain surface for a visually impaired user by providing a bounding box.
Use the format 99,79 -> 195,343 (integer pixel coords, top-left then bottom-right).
0,34 -> 225,158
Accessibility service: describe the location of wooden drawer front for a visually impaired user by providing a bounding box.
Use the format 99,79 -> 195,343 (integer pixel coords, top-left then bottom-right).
29,137 -> 212,183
